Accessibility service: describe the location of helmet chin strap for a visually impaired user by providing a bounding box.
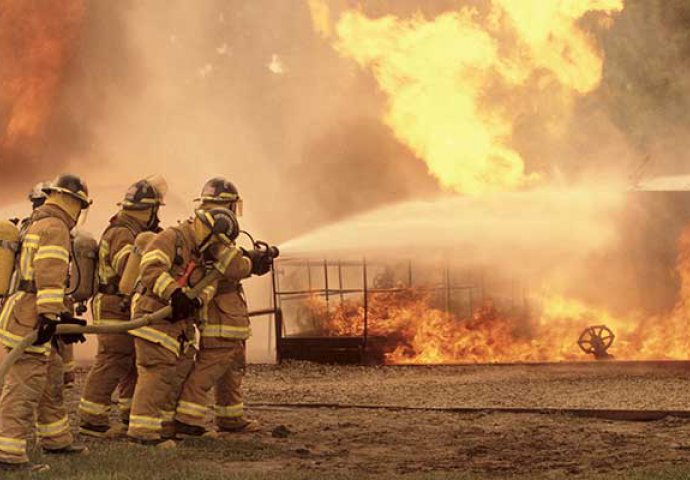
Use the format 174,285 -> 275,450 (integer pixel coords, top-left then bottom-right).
198,232 -> 215,253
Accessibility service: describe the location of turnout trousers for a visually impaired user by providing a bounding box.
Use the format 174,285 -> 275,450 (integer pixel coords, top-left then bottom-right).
0,350 -> 74,464
128,338 -> 193,442
79,334 -> 137,428
176,340 -> 247,430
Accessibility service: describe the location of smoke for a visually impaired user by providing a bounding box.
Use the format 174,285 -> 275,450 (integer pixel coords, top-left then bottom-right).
2,1 -> 689,233
3,1 -> 690,361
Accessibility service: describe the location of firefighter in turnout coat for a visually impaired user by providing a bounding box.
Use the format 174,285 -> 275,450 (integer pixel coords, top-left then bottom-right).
175,178 -> 271,435
0,175 -> 91,471
79,178 -> 166,437
127,207 -> 238,444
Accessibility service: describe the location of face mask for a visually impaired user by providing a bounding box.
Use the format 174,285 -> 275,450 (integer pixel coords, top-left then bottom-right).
147,206 -> 162,232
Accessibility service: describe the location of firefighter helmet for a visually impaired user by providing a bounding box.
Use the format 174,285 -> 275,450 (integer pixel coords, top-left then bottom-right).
42,174 -> 92,209
194,207 -> 240,247
195,177 -> 243,215
119,177 -> 167,210
28,182 -> 48,209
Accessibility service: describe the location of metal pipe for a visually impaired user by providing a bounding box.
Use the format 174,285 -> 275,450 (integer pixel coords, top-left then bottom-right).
363,258 -> 368,358
324,260 -> 329,313
338,261 -> 344,304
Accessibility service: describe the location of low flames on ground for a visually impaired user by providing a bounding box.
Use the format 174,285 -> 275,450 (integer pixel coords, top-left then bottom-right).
304,225 -> 690,365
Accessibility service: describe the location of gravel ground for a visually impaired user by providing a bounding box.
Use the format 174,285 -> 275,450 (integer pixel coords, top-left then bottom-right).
45,361 -> 690,478
244,361 -> 690,410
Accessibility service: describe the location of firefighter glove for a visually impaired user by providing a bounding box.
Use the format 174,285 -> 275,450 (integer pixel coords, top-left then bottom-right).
170,288 -> 201,321
34,314 -> 59,345
243,249 -> 272,276
56,313 -> 87,344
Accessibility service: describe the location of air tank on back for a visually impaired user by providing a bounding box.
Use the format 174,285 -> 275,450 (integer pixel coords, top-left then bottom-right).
70,230 -> 98,304
0,220 -> 20,297
119,231 -> 156,295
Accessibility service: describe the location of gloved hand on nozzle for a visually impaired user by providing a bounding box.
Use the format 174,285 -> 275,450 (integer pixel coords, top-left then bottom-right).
170,288 -> 201,322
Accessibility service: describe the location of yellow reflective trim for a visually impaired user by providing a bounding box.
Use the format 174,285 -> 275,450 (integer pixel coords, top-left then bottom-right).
0,292 -> 22,330
79,398 -> 109,416
0,436 -> 26,454
0,328 -> 50,355
118,397 -> 133,411
34,246 -> 69,263
23,234 -> 39,245
129,415 -> 162,430
153,272 -> 176,299
177,400 -> 207,418
130,326 -> 180,356
92,293 -> 102,323
214,248 -> 239,273
112,245 -> 134,272
36,288 -> 65,306
37,288 -> 65,297
214,403 -> 244,418
63,361 -> 76,372
141,250 -> 171,268
201,324 -> 251,340
161,410 -> 175,422
36,416 -> 69,437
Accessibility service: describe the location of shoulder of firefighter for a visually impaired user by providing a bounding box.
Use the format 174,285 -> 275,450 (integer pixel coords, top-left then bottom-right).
98,224 -> 138,288
0,214 -> 71,355
198,244 -> 252,344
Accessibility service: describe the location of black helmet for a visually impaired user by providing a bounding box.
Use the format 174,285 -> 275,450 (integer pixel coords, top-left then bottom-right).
194,207 -> 240,246
42,174 -> 92,209
119,177 -> 167,210
196,177 -> 241,208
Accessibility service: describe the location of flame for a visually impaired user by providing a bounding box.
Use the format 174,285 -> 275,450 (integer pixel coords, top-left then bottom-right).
0,0 -> 85,161
330,1 -> 623,194
302,222 -> 690,364
307,0 -> 332,39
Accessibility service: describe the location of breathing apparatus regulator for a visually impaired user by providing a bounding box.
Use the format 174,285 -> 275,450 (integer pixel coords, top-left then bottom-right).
194,207 -> 240,254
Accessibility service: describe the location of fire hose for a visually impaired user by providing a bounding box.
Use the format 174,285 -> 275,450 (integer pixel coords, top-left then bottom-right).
0,269 -> 223,385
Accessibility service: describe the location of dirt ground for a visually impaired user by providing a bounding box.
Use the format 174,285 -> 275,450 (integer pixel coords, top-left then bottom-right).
18,361 -> 690,479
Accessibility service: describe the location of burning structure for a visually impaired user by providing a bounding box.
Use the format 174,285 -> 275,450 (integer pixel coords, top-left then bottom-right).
274,190 -> 690,366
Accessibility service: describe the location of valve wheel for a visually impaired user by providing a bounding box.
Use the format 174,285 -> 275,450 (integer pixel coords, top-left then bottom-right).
577,325 -> 615,355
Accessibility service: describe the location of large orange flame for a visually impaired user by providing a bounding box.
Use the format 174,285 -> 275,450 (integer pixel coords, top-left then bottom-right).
0,0 -> 85,163
324,1 -> 623,194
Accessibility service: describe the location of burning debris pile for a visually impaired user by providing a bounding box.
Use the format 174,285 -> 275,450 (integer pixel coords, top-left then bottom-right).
284,222 -> 690,365
304,289 -> 597,364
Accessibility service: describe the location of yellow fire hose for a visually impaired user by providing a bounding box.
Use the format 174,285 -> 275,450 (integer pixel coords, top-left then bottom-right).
0,269 -> 223,385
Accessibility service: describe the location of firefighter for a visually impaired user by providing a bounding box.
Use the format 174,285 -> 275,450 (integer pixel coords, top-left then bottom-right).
78,178 -> 167,438
126,207 -> 237,444
24,183 -> 78,390
0,174 -> 91,471
174,178 -> 272,436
